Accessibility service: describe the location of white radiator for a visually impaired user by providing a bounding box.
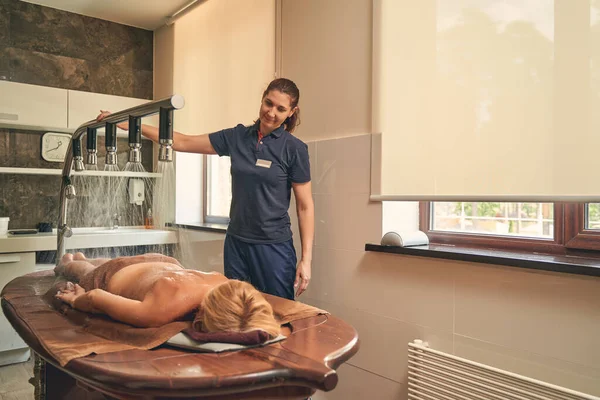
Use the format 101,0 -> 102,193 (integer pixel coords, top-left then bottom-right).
408,340 -> 599,400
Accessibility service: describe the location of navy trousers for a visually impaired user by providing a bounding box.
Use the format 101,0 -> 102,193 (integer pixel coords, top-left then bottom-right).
224,234 -> 297,300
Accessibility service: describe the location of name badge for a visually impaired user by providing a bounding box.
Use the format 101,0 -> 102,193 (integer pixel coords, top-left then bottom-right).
256,159 -> 272,168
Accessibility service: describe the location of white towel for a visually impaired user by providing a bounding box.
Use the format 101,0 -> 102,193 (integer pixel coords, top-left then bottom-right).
381,231 -> 429,247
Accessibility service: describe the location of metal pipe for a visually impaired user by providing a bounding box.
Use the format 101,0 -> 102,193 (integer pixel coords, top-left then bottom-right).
56,94 -> 185,262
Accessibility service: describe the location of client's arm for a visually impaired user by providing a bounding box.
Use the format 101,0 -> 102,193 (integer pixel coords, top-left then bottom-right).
56,282 -> 184,327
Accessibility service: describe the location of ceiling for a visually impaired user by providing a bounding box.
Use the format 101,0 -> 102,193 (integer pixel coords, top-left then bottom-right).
21,0 -> 194,30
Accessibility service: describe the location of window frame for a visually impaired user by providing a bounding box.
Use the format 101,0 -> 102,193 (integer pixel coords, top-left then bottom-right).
420,202 -> 600,257
563,203 -> 600,251
203,155 -> 231,225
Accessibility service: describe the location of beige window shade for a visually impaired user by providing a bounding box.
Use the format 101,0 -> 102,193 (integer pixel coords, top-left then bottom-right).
171,0 -> 275,136
372,0 -> 600,202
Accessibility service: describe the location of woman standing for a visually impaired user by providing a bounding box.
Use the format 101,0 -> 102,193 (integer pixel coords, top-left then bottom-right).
97,78 -> 313,300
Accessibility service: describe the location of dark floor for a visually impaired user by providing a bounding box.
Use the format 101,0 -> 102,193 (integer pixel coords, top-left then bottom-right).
0,356 -> 34,400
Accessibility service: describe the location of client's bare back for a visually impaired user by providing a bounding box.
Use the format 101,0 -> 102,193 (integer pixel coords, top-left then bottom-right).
54,252 -> 107,281
56,252 -> 227,303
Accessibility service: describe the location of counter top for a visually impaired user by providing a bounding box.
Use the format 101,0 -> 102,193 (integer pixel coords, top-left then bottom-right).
0,228 -> 178,254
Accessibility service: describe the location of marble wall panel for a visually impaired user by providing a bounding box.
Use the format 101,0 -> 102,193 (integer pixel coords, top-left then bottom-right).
0,46 -> 10,80
5,46 -> 89,90
10,2 -> 153,71
1,1 -> 153,99
0,174 -> 61,229
5,45 -> 152,99
0,0 -> 154,229
0,0 -> 9,47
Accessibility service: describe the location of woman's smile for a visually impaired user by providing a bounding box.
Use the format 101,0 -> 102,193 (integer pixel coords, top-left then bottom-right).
259,90 -> 294,134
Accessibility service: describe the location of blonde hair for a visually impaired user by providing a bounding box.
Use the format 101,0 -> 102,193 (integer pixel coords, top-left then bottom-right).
197,280 -> 280,338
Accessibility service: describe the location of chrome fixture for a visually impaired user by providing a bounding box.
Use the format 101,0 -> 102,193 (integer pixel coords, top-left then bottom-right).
56,95 -> 185,260
105,122 -> 118,166
72,137 -> 84,172
128,115 -> 142,163
85,127 -> 97,166
158,107 -> 174,162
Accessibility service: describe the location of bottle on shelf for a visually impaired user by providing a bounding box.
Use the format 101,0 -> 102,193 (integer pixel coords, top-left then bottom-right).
145,208 -> 153,229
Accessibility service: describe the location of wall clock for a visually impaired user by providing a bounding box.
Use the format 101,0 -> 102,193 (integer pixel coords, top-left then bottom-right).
41,132 -> 72,163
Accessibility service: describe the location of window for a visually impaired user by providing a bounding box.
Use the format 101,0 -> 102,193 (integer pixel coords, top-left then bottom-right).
421,202 -> 600,256
204,155 -> 232,224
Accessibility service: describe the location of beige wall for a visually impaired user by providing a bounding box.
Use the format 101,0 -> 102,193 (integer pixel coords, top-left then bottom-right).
159,0 -> 600,397
153,24 -> 174,100
172,0 -> 276,135
280,0 -> 372,142
281,1 -> 600,398
296,135 -> 600,399
157,0 -> 276,225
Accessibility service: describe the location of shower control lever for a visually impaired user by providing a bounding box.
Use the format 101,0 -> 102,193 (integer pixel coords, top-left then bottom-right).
60,225 -> 72,238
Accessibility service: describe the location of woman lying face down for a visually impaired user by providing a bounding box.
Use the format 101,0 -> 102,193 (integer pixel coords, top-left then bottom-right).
54,252 -> 280,338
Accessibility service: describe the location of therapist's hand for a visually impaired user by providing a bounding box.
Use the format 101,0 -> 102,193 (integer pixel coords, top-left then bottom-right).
96,110 -> 111,122
294,259 -> 311,297
96,110 -> 128,131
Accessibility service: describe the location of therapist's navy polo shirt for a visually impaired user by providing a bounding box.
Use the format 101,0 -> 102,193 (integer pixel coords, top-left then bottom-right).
208,121 -> 311,244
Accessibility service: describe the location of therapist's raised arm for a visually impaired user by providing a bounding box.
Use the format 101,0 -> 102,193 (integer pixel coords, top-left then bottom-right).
96,110 -> 217,155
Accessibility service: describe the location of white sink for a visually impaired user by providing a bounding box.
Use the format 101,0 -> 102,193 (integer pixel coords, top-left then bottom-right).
71,227 -> 164,235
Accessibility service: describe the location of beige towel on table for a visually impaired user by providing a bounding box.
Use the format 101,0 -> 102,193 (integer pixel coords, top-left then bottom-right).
1,271 -> 327,367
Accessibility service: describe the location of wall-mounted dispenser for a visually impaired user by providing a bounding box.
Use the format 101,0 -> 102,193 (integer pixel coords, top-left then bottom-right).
128,179 -> 144,206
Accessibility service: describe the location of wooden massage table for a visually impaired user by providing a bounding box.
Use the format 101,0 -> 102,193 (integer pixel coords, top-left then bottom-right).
1,271 -> 359,400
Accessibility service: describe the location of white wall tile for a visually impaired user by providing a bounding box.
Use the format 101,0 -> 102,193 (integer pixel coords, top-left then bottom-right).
314,192 -> 381,252
313,134 -> 371,195
454,262 -> 600,370
312,363 -> 404,400
305,248 -> 455,332
306,298 -> 453,383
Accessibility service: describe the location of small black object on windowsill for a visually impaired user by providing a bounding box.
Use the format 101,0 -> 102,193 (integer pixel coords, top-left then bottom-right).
8,229 -> 39,235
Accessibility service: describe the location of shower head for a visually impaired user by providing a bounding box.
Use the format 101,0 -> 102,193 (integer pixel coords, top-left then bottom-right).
105,122 -> 118,165
85,127 -> 97,166
128,116 -> 142,163
72,137 -> 84,171
158,107 -> 173,162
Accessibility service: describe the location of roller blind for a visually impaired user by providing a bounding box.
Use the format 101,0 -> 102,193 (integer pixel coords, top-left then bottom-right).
372,0 -> 600,202
172,0 -> 275,135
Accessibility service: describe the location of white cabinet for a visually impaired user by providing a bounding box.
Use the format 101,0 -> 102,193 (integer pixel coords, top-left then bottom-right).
68,89 -> 148,131
0,81 -> 68,130
68,89 -> 159,135
0,252 -> 36,366
0,82 -> 160,137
